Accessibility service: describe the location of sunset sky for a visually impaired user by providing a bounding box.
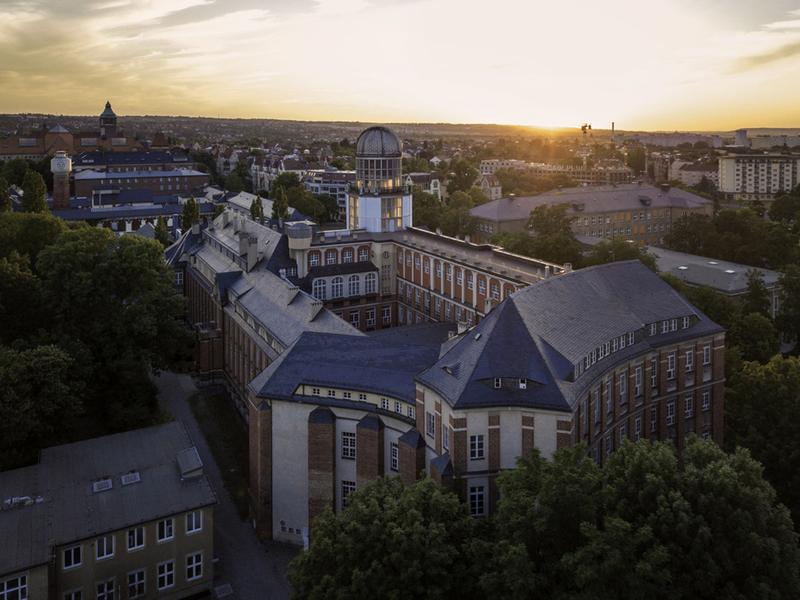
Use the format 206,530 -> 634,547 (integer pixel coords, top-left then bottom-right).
2,0 -> 800,130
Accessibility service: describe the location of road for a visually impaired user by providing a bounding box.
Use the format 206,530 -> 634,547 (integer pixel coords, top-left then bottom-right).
154,371 -> 295,600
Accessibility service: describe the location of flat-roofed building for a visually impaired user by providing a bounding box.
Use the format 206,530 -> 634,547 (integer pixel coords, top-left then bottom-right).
469,183 -> 713,245
718,154 -> 800,203
0,422 -> 216,600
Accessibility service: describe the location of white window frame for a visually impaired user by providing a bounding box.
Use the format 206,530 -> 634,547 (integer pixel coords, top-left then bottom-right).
0,576 -> 27,600
157,561 -> 175,591
96,535 -> 114,561
186,552 -> 203,582
684,395 -> 694,418
128,569 -> 146,599
469,485 -> 485,516
703,344 -> 711,365
341,431 -> 356,460
96,579 -> 114,600
469,434 -> 485,460
426,412 -> 435,437
650,407 -> 658,432
702,390 -> 711,411
634,366 -> 642,397
63,545 -> 82,570
618,371 -> 627,402
390,442 -> 399,472
127,526 -> 144,552
667,353 -> 676,380
685,349 -> 694,372
341,480 -> 356,509
666,401 -> 675,426
186,510 -> 203,535
157,518 -> 174,543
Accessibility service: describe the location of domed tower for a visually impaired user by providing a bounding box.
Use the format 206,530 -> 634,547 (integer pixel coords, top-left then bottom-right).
99,100 -> 117,138
348,126 -> 412,232
50,150 -> 72,209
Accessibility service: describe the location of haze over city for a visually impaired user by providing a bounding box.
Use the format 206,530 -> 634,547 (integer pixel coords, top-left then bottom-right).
3,0 -> 800,129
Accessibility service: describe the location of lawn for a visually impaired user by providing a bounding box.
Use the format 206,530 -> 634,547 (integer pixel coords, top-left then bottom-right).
189,391 -> 250,520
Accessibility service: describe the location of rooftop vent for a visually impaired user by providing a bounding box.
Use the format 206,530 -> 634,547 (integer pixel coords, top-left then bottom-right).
708,261 -> 718,265
92,478 -> 113,493
678,266 -> 688,270
474,333 -> 482,341
725,269 -> 736,274
121,471 -> 141,486
177,446 -> 204,479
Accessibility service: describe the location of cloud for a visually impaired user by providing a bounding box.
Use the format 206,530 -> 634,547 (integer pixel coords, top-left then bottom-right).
734,39 -> 800,71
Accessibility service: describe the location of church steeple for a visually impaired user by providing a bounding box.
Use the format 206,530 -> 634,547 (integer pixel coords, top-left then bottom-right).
99,100 -> 117,138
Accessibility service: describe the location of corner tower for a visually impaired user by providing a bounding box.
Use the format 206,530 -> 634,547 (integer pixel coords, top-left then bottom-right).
99,100 -> 117,138
347,126 -> 412,233
50,150 -> 72,209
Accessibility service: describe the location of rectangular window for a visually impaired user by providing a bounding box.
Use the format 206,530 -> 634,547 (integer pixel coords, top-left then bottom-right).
466,272 -> 473,289
342,431 -> 357,459
667,353 -> 676,380
442,423 -> 450,449
634,366 -> 642,397
469,485 -> 485,516
343,391 -> 352,399
685,349 -> 694,372
703,344 -> 711,365
96,579 -> 114,600
63,589 -> 81,600
157,561 -> 175,590
650,407 -> 658,432
327,389 -> 336,397
0,577 -> 27,600
702,390 -> 711,411
128,570 -> 145,599
407,405 -> 415,419
670,319 -> 677,331
618,371 -> 627,402
64,545 -> 82,569
666,401 -> 675,426
446,264 -> 453,281
186,510 -> 202,534
96,535 -> 114,560
682,316 -> 690,329
359,392 -> 367,401
649,323 -> 657,336
157,518 -> 174,542
186,552 -> 203,581
650,357 -> 658,389
382,306 -> 391,325
470,434 -> 485,460
628,332 -> 635,346
426,412 -> 435,437
634,416 -> 642,441
594,393 -> 601,424
381,397 -> 389,410
661,320 -> 669,334
605,434 -> 613,456
312,387 -> 320,396
342,480 -> 356,509
390,442 -> 399,471
127,527 -> 144,551
619,423 -> 626,444
394,401 -> 403,414
684,395 -> 694,418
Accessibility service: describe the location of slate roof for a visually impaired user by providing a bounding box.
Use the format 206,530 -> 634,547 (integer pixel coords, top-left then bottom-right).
648,246 -> 781,294
74,168 -> 206,180
469,183 -> 712,222
250,331 -> 441,403
417,261 -> 723,411
0,422 -> 215,576
74,150 -> 190,167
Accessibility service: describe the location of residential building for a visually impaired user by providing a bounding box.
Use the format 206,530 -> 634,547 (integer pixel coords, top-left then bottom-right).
404,172 -> 442,200
718,154 -> 800,203
0,422 -> 216,600
649,246 -> 783,317
469,183 -> 713,245
479,159 -> 527,175
304,170 -> 356,217
527,160 -> 634,185
475,174 -> 502,200
669,160 -> 719,188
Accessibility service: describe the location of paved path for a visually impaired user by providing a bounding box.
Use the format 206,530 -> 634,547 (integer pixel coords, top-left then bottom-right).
154,371 -> 295,600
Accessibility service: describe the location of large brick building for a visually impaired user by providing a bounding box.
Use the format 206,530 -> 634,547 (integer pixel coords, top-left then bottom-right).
167,126 -> 725,545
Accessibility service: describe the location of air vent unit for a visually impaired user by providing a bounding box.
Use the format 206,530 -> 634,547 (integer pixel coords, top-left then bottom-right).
121,471 -> 141,486
92,478 -> 113,493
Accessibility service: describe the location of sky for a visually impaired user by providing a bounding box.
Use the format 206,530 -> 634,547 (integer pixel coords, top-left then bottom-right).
1,0 -> 800,130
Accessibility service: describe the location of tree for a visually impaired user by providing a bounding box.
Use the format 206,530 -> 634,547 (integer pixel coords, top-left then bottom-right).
0,176 -> 11,212
728,312 -> 779,363
286,187 -> 324,222
584,238 -> 657,271
181,197 -> 199,229
271,187 -> 289,221
0,212 -> 67,266
21,170 -> 47,213
225,171 -> 245,193
249,196 -> 264,223
777,265 -> 800,344
742,269 -> 771,318
289,477 -> 478,599
154,216 -> 170,247
1,157 -> 29,187
0,252 -> 43,344
769,188 -> 800,225
625,146 -> 646,174
0,344 -> 83,470
412,188 -> 441,231
271,172 -> 302,197
525,204 -> 582,265
446,159 -> 478,194
727,355 -> 800,526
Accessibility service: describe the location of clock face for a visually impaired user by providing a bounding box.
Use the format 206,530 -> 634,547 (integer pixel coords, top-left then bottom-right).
51,157 -> 70,172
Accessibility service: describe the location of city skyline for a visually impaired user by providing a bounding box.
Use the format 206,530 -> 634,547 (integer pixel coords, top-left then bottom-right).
1,0 -> 800,130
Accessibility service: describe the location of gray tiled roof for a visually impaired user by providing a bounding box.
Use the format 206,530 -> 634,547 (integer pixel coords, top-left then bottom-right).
0,422 -> 216,575
417,261 -> 723,411
648,246 -> 781,294
469,183 -> 712,222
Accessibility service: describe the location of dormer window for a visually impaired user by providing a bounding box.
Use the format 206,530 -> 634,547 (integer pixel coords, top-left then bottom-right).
493,378 -> 502,389
518,378 -> 527,389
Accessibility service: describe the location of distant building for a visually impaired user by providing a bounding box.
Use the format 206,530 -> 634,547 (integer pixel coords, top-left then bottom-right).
475,174 -> 502,200
404,172 -> 442,199
250,154 -> 308,192
0,422 -> 216,600
469,183 -> 714,245
718,154 -> 800,203
648,246 -> 782,317
527,160 -> 634,185
750,134 -> 800,150
734,129 -> 749,148
670,161 -> 719,189
479,158 -> 527,175
0,101 -> 144,161
72,150 -> 194,173
74,168 -> 209,200
304,170 -> 356,217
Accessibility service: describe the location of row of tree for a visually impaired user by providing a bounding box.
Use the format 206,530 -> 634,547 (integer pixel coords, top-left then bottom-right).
290,438 -> 799,599
0,212 -> 191,470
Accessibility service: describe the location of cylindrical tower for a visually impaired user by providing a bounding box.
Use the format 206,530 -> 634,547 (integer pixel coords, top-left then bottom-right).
50,150 -> 72,209
349,126 -> 411,233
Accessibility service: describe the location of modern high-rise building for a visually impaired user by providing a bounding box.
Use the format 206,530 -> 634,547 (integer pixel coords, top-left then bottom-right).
718,154 -> 800,203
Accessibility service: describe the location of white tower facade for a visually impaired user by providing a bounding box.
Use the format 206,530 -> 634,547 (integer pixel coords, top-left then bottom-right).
347,127 -> 412,233
50,150 -> 72,209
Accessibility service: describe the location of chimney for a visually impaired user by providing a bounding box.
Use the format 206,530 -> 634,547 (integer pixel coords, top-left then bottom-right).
464,234 -> 471,244
457,320 -> 469,335
544,265 -> 551,278
191,223 -> 200,235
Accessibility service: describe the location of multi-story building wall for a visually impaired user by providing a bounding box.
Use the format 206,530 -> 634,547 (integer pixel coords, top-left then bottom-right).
718,154 -> 800,203
0,422 -> 216,600
527,160 -> 634,185
251,155 -> 308,193
479,158 -> 527,175
74,169 -> 209,200
404,172 -> 442,200
245,261 -> 724,539
72,150 -> 195,173
303,170 -> 356,217
669,161 -> 719,189
470,183 -> 713,246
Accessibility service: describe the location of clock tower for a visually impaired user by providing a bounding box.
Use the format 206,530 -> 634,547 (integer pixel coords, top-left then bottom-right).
51,151 -> 72,209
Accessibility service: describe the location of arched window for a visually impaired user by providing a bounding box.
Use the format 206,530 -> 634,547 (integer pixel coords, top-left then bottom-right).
348,274 -> 360,297
331,277 -> 343,298
342,248 -> 354,264
365,272 -> 377,295
312,279 -> 327,300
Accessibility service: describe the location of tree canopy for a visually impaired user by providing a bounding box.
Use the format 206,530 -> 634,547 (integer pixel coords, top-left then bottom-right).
182,197 -> 199,228
584,238 -> 657,271
21,169 -> 47,213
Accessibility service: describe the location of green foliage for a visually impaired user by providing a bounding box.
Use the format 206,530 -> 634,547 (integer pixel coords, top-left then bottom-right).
625,145 -> 646,174
439,190 -> 478,237
225,171 -> 245,193
665,209 -> 800,269
0,344 -> 84,470
154,216 -> 170,248
289,477 -> 477,599
727,355 -> 800,526
272,187 -> 290,221
515,204 -> 583,265
777,265 -> 800,344
0,212 -> 67,266
412,188 -> 441,231
271,172 -> 302,196
0,252 -> 42,344
286,187 -> 325,222
446,159 -> 478,194
769,187 -> 800,225
0,176 -> 10,212
742,269 -> 771,318
249,196 -> 265,223
21,169 -> 47,213
584,238 -> 657,271
182,197 -> 199,228
494,168 -> 574,196
1,157 -> 29,187
728,312 -> 779,363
